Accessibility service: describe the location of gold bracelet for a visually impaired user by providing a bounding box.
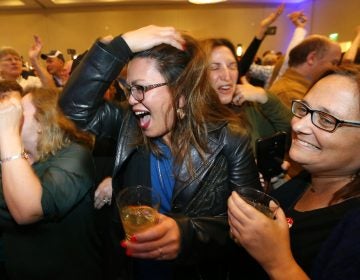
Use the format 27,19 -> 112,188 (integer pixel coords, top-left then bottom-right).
0,152 -> 29,164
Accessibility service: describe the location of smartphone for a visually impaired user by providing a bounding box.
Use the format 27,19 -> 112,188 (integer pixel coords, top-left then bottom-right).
265,26 -> 277,36
255,131 -> 287,181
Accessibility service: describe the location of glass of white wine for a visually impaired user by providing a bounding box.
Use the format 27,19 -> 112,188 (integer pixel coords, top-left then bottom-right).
235,187 -> 279,219
117,185 -> 161,240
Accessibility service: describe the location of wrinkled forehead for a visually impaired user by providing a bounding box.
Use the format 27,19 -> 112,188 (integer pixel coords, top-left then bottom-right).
211,46 -> 237,61
306,74 -> 360,118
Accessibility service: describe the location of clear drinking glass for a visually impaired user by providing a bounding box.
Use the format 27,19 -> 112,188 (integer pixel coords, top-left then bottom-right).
116,185 -> 161,240
235,187 -> 280,218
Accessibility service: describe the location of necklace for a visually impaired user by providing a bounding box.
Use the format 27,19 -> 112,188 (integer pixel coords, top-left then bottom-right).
308,174 -> 356,193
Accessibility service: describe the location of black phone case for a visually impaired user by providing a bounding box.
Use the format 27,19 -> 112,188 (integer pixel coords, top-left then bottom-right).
255,131 -> 287,180
265,26 -> 277,35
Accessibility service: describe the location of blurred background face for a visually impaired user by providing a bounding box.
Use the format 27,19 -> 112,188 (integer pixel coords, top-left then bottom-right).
45,57 -> 64,76
208,46 -> 238,105
127,57 -> 174,144
290,74 -> 360,176
262,52 -> 278,66
0,54 -> 22,80
311,44 -> 342,80
59,60 -> 73,84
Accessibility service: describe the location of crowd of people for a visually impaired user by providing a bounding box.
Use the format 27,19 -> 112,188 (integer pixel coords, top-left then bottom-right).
0,4 -> 359,280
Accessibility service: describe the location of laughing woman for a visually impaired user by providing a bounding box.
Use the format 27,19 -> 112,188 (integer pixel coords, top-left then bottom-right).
228,64 -> 360,279
59,25 -> 261,279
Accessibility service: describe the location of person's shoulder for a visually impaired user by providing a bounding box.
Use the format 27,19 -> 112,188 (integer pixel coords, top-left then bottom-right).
48,143 -> 95,176
45,142 -> 92,166
207,121 -> 248,144
221,123 -> 253,154
268,75 -> 288,93
67,141 -> 90,150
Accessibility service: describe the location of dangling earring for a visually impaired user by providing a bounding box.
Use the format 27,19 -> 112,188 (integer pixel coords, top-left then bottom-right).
176,108 -> 185,120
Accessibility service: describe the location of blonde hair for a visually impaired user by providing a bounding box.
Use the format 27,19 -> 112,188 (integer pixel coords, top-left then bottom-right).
24,87 -> 94,161
0,47 -> 21,60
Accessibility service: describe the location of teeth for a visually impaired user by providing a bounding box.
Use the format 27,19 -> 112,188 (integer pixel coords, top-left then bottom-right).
134,111 -> 149,118
296,139 -> 320,150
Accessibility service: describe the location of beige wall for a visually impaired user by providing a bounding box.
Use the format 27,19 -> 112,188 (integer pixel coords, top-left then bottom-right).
312,0 -> 360,43
0,0 -> 358,64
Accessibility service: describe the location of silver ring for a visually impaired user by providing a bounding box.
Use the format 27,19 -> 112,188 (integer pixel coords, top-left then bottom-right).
103,198 -> 110,203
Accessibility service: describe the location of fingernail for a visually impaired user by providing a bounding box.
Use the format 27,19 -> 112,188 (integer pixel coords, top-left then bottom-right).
286,217 -> 294,228
120,241 -> 127,248
130,235 -> 137,242
126,249 -> 132,256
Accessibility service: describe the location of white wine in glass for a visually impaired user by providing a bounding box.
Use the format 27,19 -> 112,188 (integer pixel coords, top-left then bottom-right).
117,185 -> 161,240
120,205 -> 159,240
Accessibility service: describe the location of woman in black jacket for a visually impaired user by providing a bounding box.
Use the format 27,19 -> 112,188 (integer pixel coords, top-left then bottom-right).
60,25 -> 261,280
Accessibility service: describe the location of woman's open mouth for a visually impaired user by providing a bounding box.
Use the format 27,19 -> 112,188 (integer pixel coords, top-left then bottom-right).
134,110 -> 151,129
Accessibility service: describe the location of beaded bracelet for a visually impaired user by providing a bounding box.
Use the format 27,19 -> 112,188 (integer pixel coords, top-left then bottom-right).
0,152 -> 29,164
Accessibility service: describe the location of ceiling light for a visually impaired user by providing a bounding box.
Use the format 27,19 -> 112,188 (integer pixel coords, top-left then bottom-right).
188,0 -> 227,4
0,0 -> 25,7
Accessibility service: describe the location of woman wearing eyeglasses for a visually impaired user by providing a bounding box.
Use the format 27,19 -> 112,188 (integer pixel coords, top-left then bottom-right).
228,64 -> 360,279
60,25 -> 261,280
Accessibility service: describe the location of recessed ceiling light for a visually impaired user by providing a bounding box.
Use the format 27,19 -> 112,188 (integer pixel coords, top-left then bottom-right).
0,0 -> 24,7
188,0 -> 227,4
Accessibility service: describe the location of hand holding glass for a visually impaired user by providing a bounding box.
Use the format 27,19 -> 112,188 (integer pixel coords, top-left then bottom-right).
235,187 -> 279,218
117,185 -> 161,240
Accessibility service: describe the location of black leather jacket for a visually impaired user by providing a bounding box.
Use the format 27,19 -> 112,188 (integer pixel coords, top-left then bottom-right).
60,36 -> 261,279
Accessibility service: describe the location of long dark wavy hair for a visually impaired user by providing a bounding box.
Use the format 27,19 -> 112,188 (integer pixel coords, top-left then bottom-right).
131,34 -> 248,175
200,38 -> 251,129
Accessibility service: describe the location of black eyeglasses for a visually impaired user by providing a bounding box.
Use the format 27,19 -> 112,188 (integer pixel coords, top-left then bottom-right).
291,100 -> 360,132
117,79 -> 168,102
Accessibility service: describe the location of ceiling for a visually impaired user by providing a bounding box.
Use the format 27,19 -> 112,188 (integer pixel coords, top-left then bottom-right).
1,0 -> 307,11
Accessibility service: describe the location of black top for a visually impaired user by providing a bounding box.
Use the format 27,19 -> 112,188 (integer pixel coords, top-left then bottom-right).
238,37 -> 263,79
287,198 -> 360,274
272,171 -> 360,276
233,171 -> 360,279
